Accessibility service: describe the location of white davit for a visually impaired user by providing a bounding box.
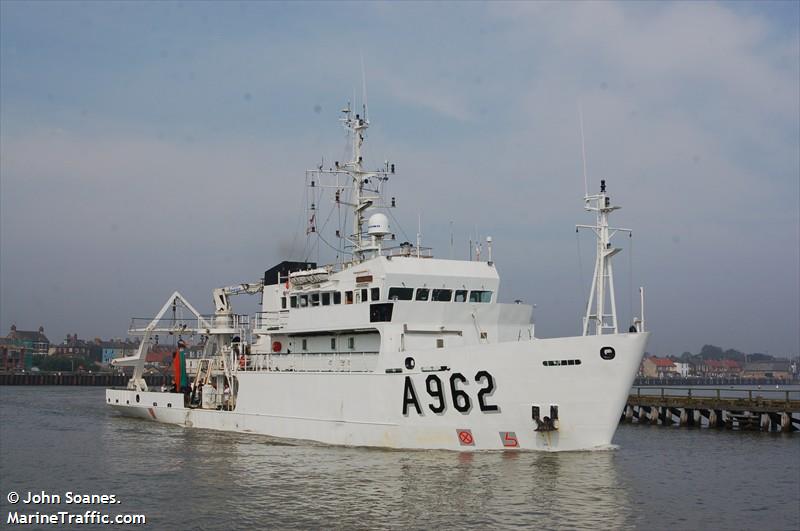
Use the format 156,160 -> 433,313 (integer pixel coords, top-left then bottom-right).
107,101 -> 649,451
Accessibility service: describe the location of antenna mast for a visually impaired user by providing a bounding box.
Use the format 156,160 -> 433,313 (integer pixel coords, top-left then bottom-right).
306,101 -> 395,263
577,180 -> 631,335
579,104 -> 588,198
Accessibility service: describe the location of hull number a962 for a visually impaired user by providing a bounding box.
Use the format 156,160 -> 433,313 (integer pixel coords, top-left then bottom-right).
402,371 -> 498,415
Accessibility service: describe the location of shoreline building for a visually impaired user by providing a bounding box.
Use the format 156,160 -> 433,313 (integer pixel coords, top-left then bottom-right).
642,356 -> 677,378
741,361 -> 792,381
101,340 -> 139,365
6,325 -> 49,355
1,325 -> 49,371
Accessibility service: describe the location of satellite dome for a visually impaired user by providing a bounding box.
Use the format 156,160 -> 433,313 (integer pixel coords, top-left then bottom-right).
367,213 -> 390,236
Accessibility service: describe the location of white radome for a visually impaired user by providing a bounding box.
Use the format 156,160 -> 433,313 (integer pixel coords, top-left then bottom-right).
367,213 -> 390,237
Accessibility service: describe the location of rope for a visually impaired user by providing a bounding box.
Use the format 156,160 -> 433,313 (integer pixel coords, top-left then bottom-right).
317,188 -> 348,257
386,204 -> 412,244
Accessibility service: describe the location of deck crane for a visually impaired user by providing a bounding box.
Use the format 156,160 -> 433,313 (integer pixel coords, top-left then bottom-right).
212,282 -> 264,315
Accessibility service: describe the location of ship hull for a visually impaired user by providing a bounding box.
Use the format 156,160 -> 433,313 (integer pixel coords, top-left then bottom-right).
106,332 -> 648,451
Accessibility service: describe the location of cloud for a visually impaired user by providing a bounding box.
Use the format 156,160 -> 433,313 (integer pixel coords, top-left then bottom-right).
1,1 -> 797,356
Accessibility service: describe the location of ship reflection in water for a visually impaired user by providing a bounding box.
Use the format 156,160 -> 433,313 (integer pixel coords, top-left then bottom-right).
219,441 -> 630,530
2,387 -> 798,530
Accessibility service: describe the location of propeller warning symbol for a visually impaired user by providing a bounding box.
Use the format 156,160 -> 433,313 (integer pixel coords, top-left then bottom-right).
457,429 -> 474,446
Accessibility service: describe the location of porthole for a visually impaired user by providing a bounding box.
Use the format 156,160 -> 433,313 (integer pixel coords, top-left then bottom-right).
135,394 -> 140,403
405,357 -> 415,370
600,347 -> 616,360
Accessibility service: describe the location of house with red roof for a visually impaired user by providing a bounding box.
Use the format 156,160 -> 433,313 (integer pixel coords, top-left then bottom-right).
698,359 -> 741,378
641,356 -> 676,378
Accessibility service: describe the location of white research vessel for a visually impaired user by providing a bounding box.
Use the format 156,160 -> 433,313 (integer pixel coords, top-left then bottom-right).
107,103 -> 649,451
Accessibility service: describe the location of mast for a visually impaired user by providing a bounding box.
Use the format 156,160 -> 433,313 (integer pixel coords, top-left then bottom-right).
306,102 -> 395,263
577,180 -> 631,335
344,104 -> 369,256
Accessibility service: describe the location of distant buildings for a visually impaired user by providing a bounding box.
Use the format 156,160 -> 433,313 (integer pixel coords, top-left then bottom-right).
697,359 -> 741,378
0,337 -> 30,370
100,340 -> 138,364
741,361 -> 793,381
641,357 -> 676,378
638,354 -> 796,381
51,334 -> 94,359
673,361 -> 691,378
0,324 -> 207,373
6,325 -> 49,355
1,325 -> 50,370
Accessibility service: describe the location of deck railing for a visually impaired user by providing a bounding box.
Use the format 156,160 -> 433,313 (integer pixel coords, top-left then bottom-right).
128,314 -> 249,335
236,351 -> 379,373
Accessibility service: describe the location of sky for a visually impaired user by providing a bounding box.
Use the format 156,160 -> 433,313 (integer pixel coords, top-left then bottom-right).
1,1 -> 798,357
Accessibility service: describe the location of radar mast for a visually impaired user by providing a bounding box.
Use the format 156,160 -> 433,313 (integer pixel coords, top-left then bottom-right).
577,180 -> 632,335
306,102 -> 396,263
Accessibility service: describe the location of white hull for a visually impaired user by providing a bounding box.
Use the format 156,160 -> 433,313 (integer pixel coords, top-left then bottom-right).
107,332 -> 648,451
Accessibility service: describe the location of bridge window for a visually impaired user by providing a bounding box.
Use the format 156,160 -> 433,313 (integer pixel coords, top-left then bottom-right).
361,288 -> 368,303
333,292 -> 341,305
371,287 -> 380,301
322,292 -> 331,306
345,291 -> 354,304
455,290 -> 467,302
311,293 -> 320,306
299,295 -> 308,308
348,337 -> 355,349
415,288 -> 430,301
388,287 -> 413,301
330,337 -> 336,350
469,290 -> 493,303
290,296 -> 297,308
431,289 -> 452,302
281,297 -> 287,309
370,303 -> 394,323
302,339 -> 307,351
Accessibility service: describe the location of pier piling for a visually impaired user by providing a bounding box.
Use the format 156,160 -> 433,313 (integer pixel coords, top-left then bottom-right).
624,386 -> 799,433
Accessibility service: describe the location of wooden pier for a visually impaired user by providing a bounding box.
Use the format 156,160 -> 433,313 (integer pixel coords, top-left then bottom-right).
623,386 -> 800,432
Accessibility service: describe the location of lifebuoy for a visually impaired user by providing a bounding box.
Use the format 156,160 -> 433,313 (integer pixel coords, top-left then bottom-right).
272,341 -> 282,353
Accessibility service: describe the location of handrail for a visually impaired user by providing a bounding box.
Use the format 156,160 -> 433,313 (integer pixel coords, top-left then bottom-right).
235,351 -> 379,373
632,386 -> 799,402
129,314 -> 250,334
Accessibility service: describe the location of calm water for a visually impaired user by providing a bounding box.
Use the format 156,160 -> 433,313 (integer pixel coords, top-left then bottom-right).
1,387 -> 798,530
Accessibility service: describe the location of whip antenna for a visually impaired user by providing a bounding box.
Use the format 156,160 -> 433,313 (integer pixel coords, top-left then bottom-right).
361,52 -> 369,121
579,103 -> 589,198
